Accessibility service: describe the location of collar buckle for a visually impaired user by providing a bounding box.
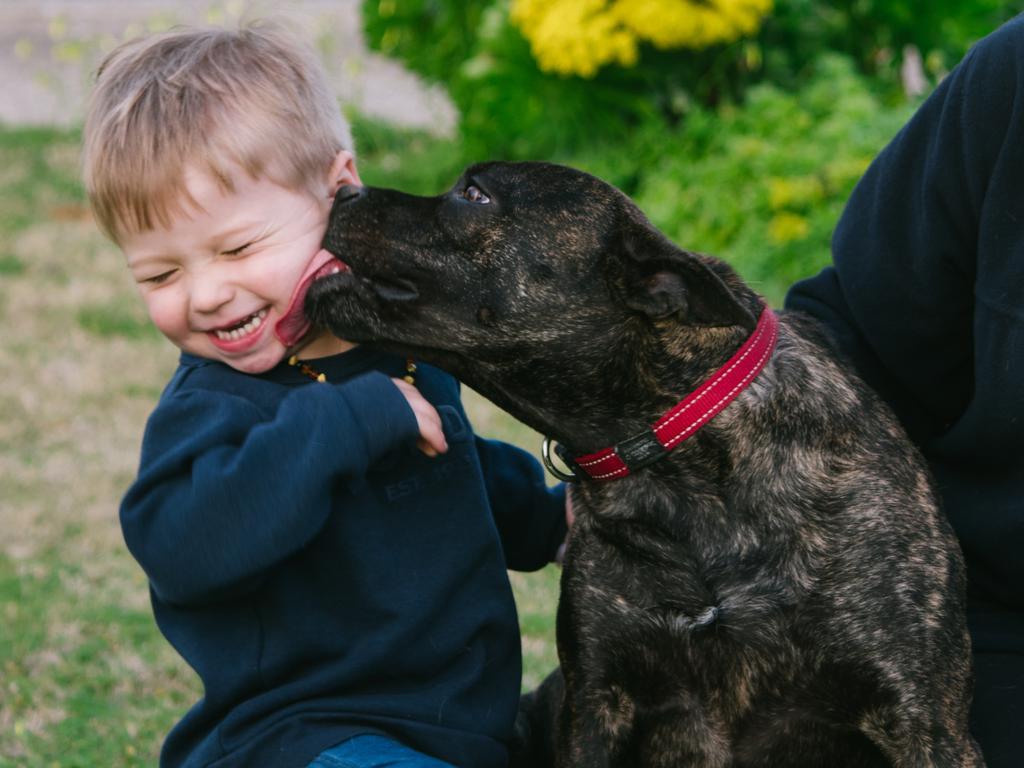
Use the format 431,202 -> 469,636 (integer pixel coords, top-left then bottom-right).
615,429 -> 668,472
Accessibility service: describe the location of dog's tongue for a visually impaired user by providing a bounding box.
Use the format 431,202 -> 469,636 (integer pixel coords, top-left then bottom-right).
275,249 -> 349,347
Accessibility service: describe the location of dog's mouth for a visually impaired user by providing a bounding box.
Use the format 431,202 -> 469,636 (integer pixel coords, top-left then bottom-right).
305,243 -> 422,328
274,250 -> 350,347
278,242 -> 427,348
311,240 -> 423,303
361,272 -> 420,303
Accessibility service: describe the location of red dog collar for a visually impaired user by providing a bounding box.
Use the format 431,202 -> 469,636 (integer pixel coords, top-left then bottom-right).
558,306 -> 778,482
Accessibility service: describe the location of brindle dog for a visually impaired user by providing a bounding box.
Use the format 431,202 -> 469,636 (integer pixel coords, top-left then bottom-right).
306,162 -> 984,767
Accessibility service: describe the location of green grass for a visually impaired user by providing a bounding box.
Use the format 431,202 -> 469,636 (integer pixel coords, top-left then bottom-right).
0,549 -> 197,766
0,254 -> 25,275
0,123 -> 557,766
77,304 -> 161,340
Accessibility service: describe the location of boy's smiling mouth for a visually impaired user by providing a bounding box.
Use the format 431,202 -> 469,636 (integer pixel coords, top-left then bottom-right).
207,307 -> 271,352
212,308 -> 268,342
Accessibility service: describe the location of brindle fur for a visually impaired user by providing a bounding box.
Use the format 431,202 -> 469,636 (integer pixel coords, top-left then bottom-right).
306,162 -> 984,767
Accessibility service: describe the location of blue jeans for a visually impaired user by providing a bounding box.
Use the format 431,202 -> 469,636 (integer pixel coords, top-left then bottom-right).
308,735 -> 457,768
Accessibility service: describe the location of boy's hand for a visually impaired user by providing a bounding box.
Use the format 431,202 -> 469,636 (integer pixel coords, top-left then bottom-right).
392,378 -> 448,457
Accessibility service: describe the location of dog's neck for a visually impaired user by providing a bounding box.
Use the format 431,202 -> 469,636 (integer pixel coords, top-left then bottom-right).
462,316 -> 763,458
565,307 -> 778,482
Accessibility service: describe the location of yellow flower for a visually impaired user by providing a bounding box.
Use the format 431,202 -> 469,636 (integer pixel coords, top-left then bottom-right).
767,176 -> 825,210
512,0 -> 637,77
824,156 -> 873,190
768,212 -> 810,244
512,0 -> 773,76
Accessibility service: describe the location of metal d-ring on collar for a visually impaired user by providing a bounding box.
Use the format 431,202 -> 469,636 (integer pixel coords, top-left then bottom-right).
542,436 -> 578,482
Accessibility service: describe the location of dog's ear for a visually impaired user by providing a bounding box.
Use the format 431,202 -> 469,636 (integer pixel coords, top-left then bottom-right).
616,216 -> 756,331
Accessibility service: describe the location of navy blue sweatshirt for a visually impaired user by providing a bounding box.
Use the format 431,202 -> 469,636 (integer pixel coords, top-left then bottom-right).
787,17 -> 1024,653
120,346 -> 567,767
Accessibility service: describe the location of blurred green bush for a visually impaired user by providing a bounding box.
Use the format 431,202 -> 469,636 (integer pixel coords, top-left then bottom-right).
611,55 -> 916,303
763,0 -> 1020,89
364,0 -> 1019,160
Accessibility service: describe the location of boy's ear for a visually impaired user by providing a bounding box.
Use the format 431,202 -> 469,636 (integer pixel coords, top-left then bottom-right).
326,150 -> 362,196
615,213 -> 756,331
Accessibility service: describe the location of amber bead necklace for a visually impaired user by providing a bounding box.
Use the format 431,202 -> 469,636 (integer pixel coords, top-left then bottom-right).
288,354 -> 417,385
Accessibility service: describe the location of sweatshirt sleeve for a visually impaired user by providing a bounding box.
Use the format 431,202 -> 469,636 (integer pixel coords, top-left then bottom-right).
120,372 -> 419,606
785,21 -> 1022,444
475,436 -> 568,572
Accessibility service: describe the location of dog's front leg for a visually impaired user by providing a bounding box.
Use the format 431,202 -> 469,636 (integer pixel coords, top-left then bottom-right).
554,689 -> 615,768
510,669 -> 564,768
860,707 -> 987,768
553,666 -> 638,767
554,547 -> 631,766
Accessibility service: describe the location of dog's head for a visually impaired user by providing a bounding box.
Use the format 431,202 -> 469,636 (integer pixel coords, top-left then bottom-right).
307,161 -> 759,448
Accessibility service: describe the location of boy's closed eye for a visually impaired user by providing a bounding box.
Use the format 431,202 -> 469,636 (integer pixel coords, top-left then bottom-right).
143,269 -> 177,285
222,241 -> 253,257
137,240 -> 258,285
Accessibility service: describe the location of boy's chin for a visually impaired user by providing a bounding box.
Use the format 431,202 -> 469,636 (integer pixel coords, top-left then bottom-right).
211,343 -> 287,375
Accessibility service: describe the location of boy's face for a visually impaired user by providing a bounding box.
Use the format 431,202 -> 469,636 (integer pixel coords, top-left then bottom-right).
121,153 -> 359,373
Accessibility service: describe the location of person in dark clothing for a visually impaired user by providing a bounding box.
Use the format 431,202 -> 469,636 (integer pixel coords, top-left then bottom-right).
787,15 -> 1024,767
82,24 -> 567,768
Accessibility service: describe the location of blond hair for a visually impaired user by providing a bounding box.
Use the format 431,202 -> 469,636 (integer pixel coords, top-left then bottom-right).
82,21 -> 352,242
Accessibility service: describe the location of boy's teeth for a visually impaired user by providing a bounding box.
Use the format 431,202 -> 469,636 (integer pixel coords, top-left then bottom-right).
215,309 -> 267,341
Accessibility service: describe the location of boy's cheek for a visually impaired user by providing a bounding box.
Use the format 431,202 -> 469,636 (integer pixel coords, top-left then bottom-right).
140,291 -> 187,345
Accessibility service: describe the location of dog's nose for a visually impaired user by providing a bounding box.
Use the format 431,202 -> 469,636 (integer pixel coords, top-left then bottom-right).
334,184 -> 363,205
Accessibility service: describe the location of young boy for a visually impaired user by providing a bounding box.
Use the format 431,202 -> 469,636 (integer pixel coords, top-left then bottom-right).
83,23 -> 568,768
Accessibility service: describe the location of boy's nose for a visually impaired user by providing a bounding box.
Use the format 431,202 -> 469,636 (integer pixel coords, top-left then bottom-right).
190,274 -> 236,315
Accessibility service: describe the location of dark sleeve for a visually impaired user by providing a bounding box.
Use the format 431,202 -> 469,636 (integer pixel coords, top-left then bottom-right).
120,372 -> 420,606
785,19 -> 1024,444
475,436 -> 568,572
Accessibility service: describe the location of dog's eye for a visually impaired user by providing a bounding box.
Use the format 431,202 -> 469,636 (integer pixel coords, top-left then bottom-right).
463,185 -> 490,205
